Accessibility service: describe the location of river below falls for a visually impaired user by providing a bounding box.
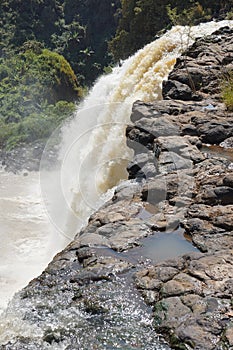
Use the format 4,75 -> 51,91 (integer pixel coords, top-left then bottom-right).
0,167 -> 172,349
0,166 -> 198,314
0,167 -> 69,313
0,166 -> 196,349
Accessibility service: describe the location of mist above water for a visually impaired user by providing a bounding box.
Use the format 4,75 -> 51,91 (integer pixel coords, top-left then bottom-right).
0,169 -> 57,313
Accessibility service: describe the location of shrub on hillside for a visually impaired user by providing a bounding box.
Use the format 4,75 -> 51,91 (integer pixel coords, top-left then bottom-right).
0,46 -> 79,149
222,71 -> 233,111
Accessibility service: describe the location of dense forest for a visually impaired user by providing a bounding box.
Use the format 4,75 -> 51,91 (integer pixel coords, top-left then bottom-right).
0,0 -> 232,150
109,0 -> 233,60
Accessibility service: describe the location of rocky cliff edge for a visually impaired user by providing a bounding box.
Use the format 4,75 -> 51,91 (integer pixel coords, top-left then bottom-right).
1,26 -> 233,350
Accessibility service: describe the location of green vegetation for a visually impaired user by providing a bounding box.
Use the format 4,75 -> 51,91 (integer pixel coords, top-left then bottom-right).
0,0 -> 120,150
166,1 -> 211,27
109,0 -> 233,61
222,71 -> 233,111
166,1 -> 212,94
0,46 -> 78,149
0,0 -> 120,86
109,0 -> 171,61
1,0 -> 232,150
0,101 -> 76,151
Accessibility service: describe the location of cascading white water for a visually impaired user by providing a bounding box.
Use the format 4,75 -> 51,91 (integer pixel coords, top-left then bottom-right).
40,20 -> 233,242
0,20 -> 233,346
0,169 -> 59,313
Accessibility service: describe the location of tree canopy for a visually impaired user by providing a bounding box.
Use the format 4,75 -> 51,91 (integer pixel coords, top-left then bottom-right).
1,0 -> 232,149
109,0 -> 233,60
0,0 -> 120,85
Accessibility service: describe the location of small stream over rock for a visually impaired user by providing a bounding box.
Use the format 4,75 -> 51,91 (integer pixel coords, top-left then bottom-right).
0,274 -> 171,350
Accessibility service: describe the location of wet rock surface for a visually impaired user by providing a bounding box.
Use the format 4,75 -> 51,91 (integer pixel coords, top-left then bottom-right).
1,27 -> 233,349
126,27 -> 233,349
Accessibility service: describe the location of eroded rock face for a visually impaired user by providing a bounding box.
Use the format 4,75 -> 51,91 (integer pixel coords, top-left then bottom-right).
163,26 -> 233,100
1,27 -> 233,350
126,27 -> 233,349
135,250 -> 233,350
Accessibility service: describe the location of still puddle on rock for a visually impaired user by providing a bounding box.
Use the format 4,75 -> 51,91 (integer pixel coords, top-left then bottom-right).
202,144 -> 233,163
137,203 -> 160,220
123,228 -> 198,264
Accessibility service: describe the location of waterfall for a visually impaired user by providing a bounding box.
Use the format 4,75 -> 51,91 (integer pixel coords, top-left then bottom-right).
40,20 -> 233,242
0,19 -> 233,348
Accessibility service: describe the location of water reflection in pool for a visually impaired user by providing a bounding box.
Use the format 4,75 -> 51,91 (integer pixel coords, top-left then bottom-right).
202,144 -> 233,163
124,228 -> 198,264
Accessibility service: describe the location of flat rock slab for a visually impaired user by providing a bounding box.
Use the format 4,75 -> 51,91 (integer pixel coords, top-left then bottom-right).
135,249 -> 233,350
